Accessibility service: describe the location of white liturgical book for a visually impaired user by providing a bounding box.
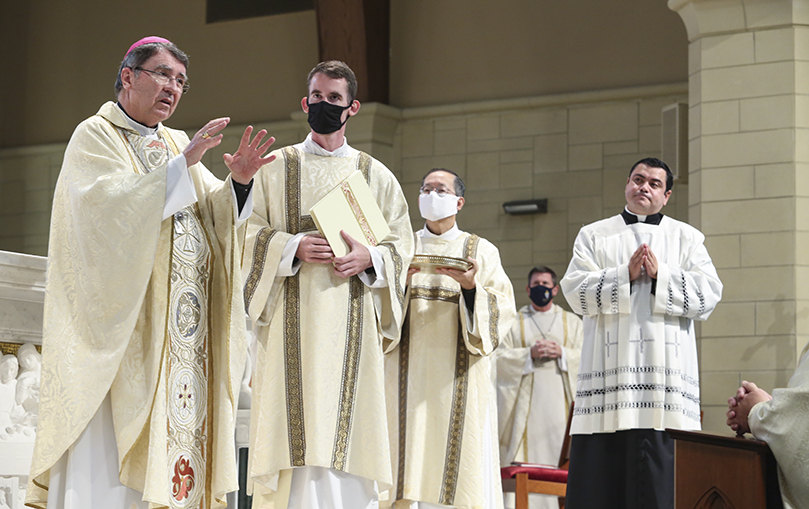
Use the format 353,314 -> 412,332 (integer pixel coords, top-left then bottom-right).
309,170 -> 391,258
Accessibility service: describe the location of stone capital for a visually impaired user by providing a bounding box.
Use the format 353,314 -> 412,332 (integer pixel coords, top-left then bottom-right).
669,0 -> 809,41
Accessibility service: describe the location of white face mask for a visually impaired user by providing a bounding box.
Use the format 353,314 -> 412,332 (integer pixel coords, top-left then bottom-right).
419,191 -> 459,221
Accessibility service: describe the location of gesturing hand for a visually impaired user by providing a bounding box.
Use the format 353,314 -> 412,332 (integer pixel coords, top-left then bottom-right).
183,117 -> 230,167
224,126 -> 276,185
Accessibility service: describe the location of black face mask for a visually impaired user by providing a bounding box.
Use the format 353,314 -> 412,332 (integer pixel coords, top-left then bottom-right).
307,99 -> 351,134
529,284 -> 554,308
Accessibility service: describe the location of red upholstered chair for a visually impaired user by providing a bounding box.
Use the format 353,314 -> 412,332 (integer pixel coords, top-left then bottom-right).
501,403 -> 574,509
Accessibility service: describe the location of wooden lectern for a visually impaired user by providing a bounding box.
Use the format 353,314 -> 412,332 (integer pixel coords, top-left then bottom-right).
667,429 -> 783,509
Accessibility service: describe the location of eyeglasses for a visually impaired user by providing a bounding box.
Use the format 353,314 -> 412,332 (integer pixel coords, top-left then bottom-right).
134,67 -> 190,94
419,185 -> 455,197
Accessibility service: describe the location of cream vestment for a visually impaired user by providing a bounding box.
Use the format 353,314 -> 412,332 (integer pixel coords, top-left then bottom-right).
385,226 -> 515,509
749,347 -> 809,509
242,142 -> 413,508
27,102 -> 248,509
497,304 -> 583,509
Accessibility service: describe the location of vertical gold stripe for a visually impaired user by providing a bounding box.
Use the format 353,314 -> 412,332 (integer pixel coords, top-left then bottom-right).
439,326 -> 469,505
380,242 -> 405,311
395,311 -> 411,501
488,291 -> 500,350
243,227 -> 277,311
331,277 -> 364,470
282,146 -> 307,466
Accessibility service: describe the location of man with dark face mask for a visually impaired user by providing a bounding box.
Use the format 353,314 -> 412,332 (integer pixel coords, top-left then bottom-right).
241,61 -> 414,508
496,266 -> 583,509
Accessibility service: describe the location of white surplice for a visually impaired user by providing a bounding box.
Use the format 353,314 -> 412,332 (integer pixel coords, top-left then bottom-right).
560,212 -> 723,435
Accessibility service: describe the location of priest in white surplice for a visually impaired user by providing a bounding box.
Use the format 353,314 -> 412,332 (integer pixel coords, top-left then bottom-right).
27,37 -> 276,509
242,61 -> 414,508
384,168 -> 515,509
560,157 -> 723,509
497,265 -> 583,509
726,345 -> 809,509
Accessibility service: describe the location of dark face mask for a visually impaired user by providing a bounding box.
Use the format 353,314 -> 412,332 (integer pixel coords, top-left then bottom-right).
529,284 -> 554,308
307,99 -> 352,134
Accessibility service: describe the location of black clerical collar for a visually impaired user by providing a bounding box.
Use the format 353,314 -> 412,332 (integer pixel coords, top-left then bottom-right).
621,209 -> 664,225
116,102 -> 159,130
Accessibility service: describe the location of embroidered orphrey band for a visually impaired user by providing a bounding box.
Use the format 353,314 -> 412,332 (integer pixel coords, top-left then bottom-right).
376,243 -> 405,313
410,286 -> 460,304
395,312 -> 411,500
439,326 -> 470,505
332,277 -> 364,470
283,146 -> 306,466
244,227 -> 277,311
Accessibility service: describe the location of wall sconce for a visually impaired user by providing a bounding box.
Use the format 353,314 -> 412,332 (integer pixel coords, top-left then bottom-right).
502,199 -> 548,215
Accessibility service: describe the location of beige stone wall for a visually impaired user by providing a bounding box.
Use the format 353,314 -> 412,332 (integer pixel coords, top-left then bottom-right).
390,86 -> 690,312
0,1 -> 686,148
671,0 -> 809,434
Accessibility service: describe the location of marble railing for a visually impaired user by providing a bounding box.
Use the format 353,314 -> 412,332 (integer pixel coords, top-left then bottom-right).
0,250 -> 45,509
0,250 -> 253,509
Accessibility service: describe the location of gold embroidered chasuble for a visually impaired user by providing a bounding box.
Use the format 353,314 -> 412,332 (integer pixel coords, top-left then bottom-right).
242,146 -> 413,507
27,102 -> 248,509
384,230 -> 516,509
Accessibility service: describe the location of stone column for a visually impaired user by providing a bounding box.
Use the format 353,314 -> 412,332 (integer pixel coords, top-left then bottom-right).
670,0 -> 809,432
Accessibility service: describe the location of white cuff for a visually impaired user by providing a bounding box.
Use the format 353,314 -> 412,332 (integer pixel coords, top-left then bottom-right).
557,346 -> 568,372
358,245 -> 387,288
523,350 -> 535,375
163,154 -> 198,219
277,233 -> 306,277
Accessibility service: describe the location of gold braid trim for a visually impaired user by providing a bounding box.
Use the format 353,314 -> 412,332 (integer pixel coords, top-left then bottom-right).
409,286 -> 460,304
395,311 -> 411,500
331,277 -> 364,470
439,326 -> 470,505
282,146 -> 306,466
243,227 -> 277,311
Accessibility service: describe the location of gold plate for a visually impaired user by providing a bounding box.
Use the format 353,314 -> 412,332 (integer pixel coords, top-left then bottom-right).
410,254 -> 472,273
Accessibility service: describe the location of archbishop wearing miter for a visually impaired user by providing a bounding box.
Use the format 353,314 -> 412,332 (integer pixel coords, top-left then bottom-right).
384,168 -> 516,509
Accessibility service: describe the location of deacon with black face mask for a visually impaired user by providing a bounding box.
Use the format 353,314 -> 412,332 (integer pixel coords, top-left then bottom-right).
241,61 -> 414,508
495,266 -> 584,509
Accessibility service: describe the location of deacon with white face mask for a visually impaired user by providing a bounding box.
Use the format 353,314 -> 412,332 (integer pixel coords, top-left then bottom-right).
383,168 -> 516,509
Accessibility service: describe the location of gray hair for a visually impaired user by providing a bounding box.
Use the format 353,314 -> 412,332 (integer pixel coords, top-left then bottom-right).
114,42 -> 189,97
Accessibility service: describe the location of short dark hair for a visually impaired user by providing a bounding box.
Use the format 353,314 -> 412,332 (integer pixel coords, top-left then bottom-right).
307,61 -> 358,103
420,168 -> 465,197
115,42 -> 189,97
527,265 -> 557,286
629,157 -> 674,192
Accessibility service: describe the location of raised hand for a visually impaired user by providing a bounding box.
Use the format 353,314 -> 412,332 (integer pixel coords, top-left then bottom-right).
183,117 -> 230,167
224,126 -> 276,185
